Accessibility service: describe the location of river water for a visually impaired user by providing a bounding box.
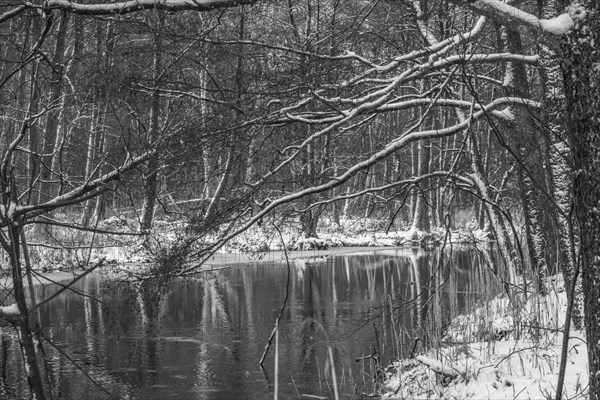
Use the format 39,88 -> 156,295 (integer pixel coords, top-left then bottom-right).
0,247 -> 502,399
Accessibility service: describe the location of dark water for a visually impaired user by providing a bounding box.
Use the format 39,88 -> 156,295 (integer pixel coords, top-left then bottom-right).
0,247 -> 502,399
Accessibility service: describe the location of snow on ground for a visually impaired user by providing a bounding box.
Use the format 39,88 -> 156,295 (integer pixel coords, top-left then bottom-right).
224,217 -> 492,254
0,303 -> 19,316
381,276 -> 588,399
3,216 -> 492,273
383,334 -> 587,399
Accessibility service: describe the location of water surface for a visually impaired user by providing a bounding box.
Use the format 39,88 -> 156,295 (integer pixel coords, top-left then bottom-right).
0,247 -> 502,399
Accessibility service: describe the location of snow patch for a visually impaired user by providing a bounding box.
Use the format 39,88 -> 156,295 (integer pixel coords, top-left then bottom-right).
539,13 -> 575,35
382,275 -> 588,399
0,303 -> 20,316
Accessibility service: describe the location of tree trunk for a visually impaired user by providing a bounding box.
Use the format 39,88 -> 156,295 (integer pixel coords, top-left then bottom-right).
0,173 -> 47,399
140,13 -> 164,232
203,9 -> 246,224
82,22 -> 112,226
11,238 -> 47,400
498,24 -> 550,291
561,1 -> 600,396
536,0 -> 583,328
300,140 -> 319,238
37,11 -> 70,205
467,128 -> 521,287
409,139 -> 431,238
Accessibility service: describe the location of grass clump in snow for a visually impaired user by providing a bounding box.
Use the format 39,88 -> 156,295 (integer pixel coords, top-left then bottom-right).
381,276 -> 588,399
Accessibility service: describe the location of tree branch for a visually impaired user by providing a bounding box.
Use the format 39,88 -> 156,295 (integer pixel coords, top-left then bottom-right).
451,0 -> 577,37
33,0 -> 258,16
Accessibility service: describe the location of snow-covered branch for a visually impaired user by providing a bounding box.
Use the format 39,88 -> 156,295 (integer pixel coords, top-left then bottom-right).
177,96 -> 529,273
200,38 -> 378,67
347,16 -> 488,84
275,97 -> 540,125
13,147 -> 157,220
25,0 -> 257,16
301,52 -> 537,113
300,171 -> 476,211
452,0 -> 578,36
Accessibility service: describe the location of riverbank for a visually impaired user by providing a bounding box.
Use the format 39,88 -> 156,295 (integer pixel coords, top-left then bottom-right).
203,245 -> 417,266
2,218 -> 491,284
0,270 -> 85,290
380,275 -> 588,399
0,246 -> 422,289
1,238 -> 588,399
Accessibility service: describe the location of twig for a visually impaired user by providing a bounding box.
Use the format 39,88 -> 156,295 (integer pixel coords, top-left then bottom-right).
259,224 -> 291,367
274,325 -> 279,400
39,331 -> 117,399
289,371 -> 301,398
28,258 -> 105,313
555,260 -> 581,400
328,346 -> 340,400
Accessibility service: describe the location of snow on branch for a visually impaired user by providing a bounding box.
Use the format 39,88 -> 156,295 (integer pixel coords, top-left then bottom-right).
314,52 -> 538,112
13,0 -> 256,17
178,96 -> 533,274
348,16 -> 488,84
303,171 -> 476,211
454,0 -> 576,36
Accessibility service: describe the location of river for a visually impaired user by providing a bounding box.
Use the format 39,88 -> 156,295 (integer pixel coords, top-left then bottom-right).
0,246 -> 502,399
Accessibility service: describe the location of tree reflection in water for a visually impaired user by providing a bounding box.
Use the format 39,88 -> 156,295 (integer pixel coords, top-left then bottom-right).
0,246 -> 503,399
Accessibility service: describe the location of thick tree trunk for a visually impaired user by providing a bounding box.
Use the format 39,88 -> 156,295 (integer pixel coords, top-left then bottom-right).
537,0 -> 583,327
561,1 -> 600,397
498,25 -> 550,290
0,214 -> 47,399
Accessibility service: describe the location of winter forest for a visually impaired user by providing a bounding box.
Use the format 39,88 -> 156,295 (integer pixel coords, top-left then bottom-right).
1,0 -> 599,399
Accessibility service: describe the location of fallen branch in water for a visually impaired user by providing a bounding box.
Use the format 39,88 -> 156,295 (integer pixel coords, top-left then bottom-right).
259,224 -> 291,368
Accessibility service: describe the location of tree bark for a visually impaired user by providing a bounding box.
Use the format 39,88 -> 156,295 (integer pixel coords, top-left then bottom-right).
537,0 -> 583,328
37,10 -> 70,204
409,139 -> 431,238
140,12 -> 164,232
0,174 -> 47,399
561,1 -> 600,397
498,24 -> 550,290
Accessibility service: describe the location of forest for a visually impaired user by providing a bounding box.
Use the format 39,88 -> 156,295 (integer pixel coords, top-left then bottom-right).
0,0 -> 599,399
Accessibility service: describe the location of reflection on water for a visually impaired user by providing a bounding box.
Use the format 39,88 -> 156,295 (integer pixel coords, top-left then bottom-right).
0,247 -> 502,399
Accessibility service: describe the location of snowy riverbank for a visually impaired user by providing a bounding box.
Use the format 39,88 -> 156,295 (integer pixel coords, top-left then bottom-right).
0,222 -> 589,400
10,215 -> 493,269
380,276 -> 588,399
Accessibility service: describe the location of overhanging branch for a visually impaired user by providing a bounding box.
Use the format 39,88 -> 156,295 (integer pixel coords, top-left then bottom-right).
450,0 -> 577,37
36,0 -> 258,16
